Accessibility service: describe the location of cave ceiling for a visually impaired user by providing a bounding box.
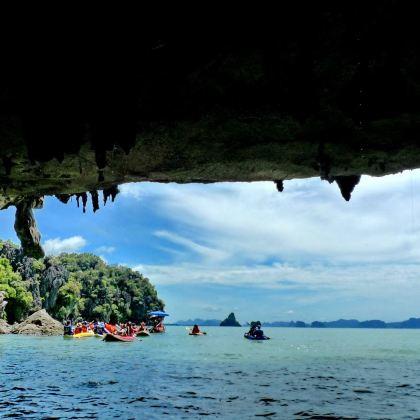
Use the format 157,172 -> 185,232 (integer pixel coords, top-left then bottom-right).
1,4 -> 420,257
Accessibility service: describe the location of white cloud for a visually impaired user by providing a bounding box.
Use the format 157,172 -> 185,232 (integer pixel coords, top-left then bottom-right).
153,230 -> 229,262
43,236 -> 87,255
121,171 -> 420,320
120,170 -> 420,266
119,183 -> 157,201
200,304 -> 222,313
95,246 -> 116,254
133,260 -> 420,294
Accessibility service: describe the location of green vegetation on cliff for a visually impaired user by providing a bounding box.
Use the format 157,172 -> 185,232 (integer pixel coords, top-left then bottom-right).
0,257 -> 33,323
0,240 -> 164,324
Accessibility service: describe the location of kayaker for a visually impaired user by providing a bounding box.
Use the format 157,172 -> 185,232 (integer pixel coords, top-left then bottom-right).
247,322 -> 257,336
154,318 -> 165,332
150,316 -> 164,332
94,321 -> 105,335
192,324 -> 201,334
254,325 -> 264,338
74,322 -> 82,335
63,320 -> 73,336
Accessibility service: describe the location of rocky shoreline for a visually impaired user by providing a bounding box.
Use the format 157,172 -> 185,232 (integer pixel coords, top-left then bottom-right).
0,309 -> 63,336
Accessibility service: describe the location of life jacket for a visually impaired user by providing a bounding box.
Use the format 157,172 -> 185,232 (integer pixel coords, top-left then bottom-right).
255,329 -> 264,338
154,323 -> 165,332
105,323 -> 116,334
63,325 -> 73,335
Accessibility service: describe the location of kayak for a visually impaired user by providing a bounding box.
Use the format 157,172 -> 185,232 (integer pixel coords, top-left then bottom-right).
189,332 -> 207,335
136,330 -> 150,337
103,333 -> 135,342
244,333 -> 270,340
64,331 -> 95,338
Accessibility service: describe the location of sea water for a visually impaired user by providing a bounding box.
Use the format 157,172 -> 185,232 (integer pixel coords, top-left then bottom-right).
1,327 -> 420,419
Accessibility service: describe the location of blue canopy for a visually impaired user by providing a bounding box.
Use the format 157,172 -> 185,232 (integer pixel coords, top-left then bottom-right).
148,310 -> 169,317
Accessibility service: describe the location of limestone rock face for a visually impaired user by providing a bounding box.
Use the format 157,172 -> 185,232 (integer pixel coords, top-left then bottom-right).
0,290 -> 8,320
12,309 -> 63,336
0,319 -> 11,334
14,198 -> 44,259
39,263 -> 69,311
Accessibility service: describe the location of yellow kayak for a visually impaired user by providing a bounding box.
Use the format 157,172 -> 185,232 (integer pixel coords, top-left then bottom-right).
64,331 -> 95,338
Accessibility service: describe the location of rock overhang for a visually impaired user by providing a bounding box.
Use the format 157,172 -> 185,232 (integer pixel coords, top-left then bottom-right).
1,4 -> 420,256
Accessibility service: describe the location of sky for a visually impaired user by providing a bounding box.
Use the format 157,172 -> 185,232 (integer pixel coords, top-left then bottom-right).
2,170 -> 420,324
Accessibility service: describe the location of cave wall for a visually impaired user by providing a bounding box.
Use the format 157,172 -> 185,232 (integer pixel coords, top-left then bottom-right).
1,4 -> 420,255
2,5 -> 420,200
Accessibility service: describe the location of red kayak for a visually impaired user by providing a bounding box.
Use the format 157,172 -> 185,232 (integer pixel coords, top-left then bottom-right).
136,330 -> 150,337
103,333 -> 135,342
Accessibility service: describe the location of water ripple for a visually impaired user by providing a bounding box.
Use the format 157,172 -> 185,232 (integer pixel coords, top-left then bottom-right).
2,328 -> 420,418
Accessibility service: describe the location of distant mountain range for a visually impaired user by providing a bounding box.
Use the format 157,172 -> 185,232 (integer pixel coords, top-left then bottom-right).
172,317 -> 420,329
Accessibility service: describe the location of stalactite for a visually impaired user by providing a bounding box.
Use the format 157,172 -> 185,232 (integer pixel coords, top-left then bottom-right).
14,198 -> 45,259
81,193 -> 88,213
274,180 -> 284,192
103,185 -> 119,206
75,192 -> 88,213
90,190 -> 99,213
55,194 -> 71,204
333,175 -> 361,201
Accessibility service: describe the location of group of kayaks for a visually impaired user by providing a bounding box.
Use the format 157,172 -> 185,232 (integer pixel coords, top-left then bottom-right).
188,330 -> 270,340
65,331 -> 271,341
64,323 -> 154,342
188,329 -> 270,340
65,326 -> 270,341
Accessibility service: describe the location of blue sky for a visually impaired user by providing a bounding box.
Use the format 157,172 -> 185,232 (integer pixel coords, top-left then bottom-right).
2,171 -> 420,323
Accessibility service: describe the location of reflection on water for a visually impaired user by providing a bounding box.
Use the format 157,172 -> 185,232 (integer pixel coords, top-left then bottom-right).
1,327 -> 420,419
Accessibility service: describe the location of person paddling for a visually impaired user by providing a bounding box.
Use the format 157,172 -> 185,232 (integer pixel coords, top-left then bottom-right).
247,321 -> 261,337
192,324 -> 201,334
63,320 -> 73,336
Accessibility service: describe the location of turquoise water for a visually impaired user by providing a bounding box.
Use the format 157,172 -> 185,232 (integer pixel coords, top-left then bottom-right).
1,327 -> 420,419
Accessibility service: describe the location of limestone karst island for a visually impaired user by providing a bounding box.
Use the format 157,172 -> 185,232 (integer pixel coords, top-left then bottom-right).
0,240 -> 164,335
